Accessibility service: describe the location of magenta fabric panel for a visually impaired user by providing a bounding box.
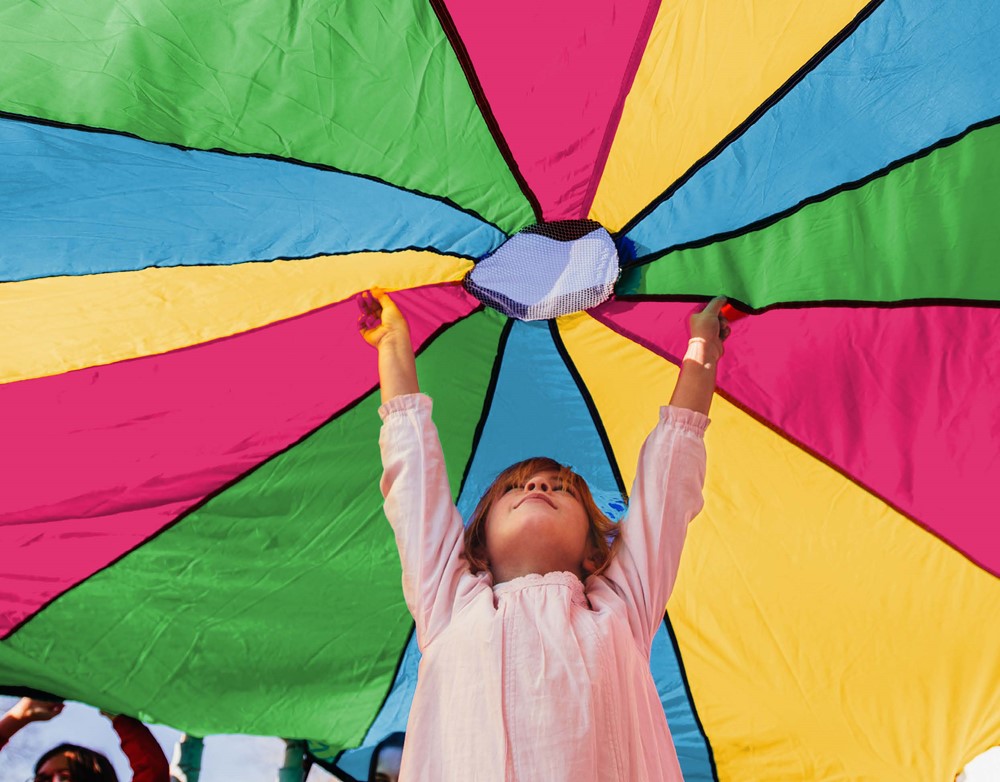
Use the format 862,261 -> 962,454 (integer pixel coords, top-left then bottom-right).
592,299 -> 1000,577
0,284 -> 478,635
441,1 -> 659,222
0,502 -> 192,635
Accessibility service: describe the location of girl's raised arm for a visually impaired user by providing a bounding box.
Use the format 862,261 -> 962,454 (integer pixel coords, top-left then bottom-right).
668,296 -> 730,415
360,288 -> 473,646
0,697 -> 63,750
359,287 -> 419,404
599,297 -> 729,648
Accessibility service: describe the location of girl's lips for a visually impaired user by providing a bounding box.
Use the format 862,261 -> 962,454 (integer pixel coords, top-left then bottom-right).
515,493 -> 556,509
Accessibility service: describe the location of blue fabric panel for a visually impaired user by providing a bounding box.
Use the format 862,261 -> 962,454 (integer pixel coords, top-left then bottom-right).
624,0 -> 1000,259
0,118 -> 505,282
651,620 -> 714,781
456,320 -> 625,522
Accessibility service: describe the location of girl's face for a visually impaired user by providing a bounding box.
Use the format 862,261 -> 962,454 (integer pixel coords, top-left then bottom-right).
485,470 -> 596,583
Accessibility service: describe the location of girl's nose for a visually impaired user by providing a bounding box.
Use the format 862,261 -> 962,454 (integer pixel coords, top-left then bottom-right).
524,476 -> 550,492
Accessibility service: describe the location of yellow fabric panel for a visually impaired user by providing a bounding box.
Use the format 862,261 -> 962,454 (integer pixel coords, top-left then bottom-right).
1,252 -> 472,383
557,311 -> 1000,781
589,0 -> 870,232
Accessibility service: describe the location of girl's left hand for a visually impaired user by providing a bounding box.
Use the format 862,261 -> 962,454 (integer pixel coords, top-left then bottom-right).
358,287 -> 410,349
689,296 -> 730,357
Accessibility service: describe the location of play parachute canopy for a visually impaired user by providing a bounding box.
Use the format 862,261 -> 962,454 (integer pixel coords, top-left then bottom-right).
2,1 -> 999,779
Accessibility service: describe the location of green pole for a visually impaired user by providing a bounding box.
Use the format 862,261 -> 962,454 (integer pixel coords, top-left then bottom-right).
277,739 -> 306,782
170,733 -> 203,782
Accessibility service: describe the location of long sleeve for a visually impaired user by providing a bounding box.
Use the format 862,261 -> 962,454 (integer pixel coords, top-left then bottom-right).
111,715 -> 169,782
0,730 -> 16,750
378,393 -> 479,647
602,405 -> 708,650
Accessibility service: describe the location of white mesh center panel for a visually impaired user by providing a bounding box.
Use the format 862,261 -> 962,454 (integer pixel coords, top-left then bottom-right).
465,221 -> 620,320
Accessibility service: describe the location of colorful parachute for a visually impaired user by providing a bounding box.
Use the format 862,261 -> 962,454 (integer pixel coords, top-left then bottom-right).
2,0 -> 999,779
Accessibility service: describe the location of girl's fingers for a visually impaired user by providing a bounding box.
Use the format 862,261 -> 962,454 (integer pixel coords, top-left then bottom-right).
371,286 -> 394,308
358,288 -> 407,346
358,290 -> 383,320
700,295 -> 727,316
358,293 -> 382,335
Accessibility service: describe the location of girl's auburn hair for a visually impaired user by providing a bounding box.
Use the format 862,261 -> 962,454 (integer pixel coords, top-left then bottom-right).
35,744 -> 119,782
462,456 -> 621,578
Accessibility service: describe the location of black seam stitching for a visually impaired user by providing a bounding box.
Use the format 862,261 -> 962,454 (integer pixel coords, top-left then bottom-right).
0,301 -> 483,640
609,295 -> 1000,314
455,316 -> 516,502
662,611 -> 720,781
323,622 -> 417,782
625,112 -> 1000,269
579,0 -> 662,218
0,109 -> 507,235
615,0 -> 887,240
427,0 -> 542,226
588,303 -> 1000,577
547,319 -> 629,502
3,248 -> 484,287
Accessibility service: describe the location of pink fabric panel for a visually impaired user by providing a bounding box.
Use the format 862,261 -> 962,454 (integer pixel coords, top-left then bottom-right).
441,1 -> 659,221
592,298 -> 1000,578
0,284 -> 478,635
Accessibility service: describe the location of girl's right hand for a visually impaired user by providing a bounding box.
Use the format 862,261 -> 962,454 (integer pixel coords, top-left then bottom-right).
688,296 -> 730,361
359,287 -> 410,349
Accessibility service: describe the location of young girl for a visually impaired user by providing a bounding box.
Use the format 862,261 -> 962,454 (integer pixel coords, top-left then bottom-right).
359,289 -> 728,782
0,697 -> 169,782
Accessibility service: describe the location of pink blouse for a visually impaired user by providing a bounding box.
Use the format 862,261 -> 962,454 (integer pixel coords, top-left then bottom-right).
379,393 -> 708,782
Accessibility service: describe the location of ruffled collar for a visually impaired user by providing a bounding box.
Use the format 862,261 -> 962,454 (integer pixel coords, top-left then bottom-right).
492,570 -> 588,606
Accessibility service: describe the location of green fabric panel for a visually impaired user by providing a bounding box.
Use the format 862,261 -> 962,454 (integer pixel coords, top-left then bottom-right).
0,308 -> 506,747
0,0 -> 532,234
618,122 -> 1000,307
